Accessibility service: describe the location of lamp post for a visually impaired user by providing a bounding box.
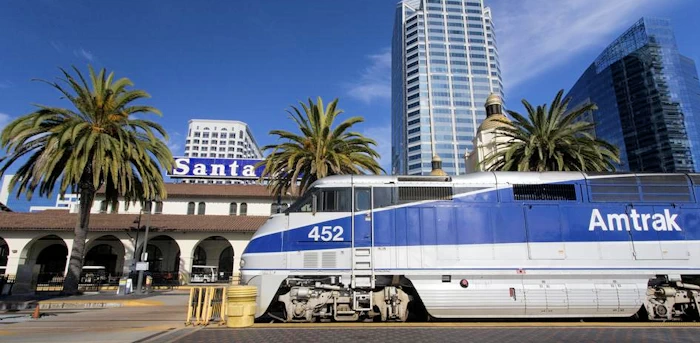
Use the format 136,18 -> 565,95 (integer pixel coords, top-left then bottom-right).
136,201 -> 152,294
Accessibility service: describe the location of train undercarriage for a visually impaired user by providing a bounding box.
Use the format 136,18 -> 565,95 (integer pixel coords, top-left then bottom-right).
266,275 -> 700,323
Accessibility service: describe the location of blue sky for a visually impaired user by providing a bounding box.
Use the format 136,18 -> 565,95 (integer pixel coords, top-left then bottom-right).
1,0 -> 700,190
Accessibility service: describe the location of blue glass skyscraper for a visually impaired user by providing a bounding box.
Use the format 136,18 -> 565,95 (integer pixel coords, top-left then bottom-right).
566,18 -> 700,172
391,0 -> 503,175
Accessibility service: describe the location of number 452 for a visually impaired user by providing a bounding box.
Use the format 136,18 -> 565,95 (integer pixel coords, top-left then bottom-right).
308,225 -> 344,242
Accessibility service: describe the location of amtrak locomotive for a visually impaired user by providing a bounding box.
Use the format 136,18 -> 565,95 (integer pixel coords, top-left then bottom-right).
240,172 -> 700,322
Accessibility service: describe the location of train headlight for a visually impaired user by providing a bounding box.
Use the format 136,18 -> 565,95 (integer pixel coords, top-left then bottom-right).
239,258 -> 246,268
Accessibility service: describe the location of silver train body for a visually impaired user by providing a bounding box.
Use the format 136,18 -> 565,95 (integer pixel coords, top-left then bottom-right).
240,172 -> 700,322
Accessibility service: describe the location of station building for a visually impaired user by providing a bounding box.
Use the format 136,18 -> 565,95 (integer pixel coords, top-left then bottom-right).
0,183 -> 296,291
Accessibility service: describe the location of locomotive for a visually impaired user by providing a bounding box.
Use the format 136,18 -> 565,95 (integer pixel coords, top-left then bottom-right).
240,172 -> 700,322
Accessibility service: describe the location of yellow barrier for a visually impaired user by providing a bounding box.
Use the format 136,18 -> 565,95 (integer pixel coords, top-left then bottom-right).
185,286 -> 227,326
225,286 -> 257,328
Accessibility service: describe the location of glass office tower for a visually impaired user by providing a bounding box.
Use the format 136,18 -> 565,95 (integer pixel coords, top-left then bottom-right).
391,0 -> 503,175
565,18 -> 700,172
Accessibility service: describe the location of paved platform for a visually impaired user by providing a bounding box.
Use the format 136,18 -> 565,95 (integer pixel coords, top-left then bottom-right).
0,291 -> 190,343
0,290 -> 179,311
163,325 -> 700,343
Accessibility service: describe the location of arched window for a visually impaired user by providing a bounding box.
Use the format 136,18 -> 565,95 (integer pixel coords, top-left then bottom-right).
99,200 -> 108,213
155,201 -> 163,214
229,202 -> 237,216
187,202 -> 195,215
240,203 -> 248,216
198,202 -> 206,215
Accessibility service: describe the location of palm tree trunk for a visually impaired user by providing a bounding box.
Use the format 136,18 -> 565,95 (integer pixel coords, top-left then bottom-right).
62,184 -> 96,295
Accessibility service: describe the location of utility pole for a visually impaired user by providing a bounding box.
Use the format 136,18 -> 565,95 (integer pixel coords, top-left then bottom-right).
136,202 -> 152,294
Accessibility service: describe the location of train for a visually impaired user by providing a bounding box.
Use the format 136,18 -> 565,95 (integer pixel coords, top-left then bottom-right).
239,172 -> 700,322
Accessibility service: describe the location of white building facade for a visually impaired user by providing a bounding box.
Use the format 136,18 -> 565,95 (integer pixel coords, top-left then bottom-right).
0,183 -> 295,292
183,119 -> 263,184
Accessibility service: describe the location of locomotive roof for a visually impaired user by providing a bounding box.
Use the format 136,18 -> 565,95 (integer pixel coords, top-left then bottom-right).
310,172 -> 700,188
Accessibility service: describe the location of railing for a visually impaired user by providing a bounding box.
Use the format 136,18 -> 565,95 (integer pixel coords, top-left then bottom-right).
185,286 -> 227,326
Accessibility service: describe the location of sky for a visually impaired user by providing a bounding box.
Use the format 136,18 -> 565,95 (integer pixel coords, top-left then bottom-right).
1,0 -> 700,208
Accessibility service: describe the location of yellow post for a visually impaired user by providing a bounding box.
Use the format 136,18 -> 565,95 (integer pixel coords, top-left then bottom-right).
194,287 -> 204,325
219,287 -> 228,325
185,287 -> 195,326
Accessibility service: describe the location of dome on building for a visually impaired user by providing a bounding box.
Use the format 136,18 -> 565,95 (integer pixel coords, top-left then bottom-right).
478,113 -> 511,132
485,93 -> 502,107
478,92 -> 511,133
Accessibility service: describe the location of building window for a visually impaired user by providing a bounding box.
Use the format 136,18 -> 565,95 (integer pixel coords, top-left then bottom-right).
154,201 -> 163,214
197,202 -> 206,215
229,202 -> 237,216
187,202 -> 195,215
240,203 -> 247,216
99,200 -> 108,213
143,201 -> 153,213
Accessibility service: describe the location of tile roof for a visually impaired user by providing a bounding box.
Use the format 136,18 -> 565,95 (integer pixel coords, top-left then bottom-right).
0,211 -> 267,233
97,183 -> 298,199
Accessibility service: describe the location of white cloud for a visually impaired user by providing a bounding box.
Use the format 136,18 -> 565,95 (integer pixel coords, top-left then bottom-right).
73,48 -> 94,61
166,131 -> 182,156
347,49 -> 392,104
490,0 -> 668,90
0,113 -> 11,132
50,41 -> 64,53
361,124 -> 392,174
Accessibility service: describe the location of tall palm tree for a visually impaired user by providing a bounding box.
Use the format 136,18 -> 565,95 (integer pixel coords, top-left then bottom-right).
259,97 -> 383,196
0,66 -> 173,294
483,89 -> 620,172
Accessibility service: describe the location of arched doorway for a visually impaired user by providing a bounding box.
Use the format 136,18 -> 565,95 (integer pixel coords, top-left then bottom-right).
191,236 -> 233,283
85,235 -> 126,278
36,244 -> 68,275
0,238 -> 9,275
135,235 -> 180,285
219,246 -> 233,281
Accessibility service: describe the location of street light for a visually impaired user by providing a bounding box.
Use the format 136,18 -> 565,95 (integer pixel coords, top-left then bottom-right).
136,200 -> 153,294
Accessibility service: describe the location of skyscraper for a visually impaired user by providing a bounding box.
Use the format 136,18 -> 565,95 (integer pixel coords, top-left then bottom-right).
565,18 -> 700,172
391,0 -> 503,176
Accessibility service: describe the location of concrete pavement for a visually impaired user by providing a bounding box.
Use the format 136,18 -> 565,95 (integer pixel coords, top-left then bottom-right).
0,291 -> 191,343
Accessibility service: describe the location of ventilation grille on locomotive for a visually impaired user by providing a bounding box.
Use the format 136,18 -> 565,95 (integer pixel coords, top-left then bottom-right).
588,174 -> 692,202
398,187 -> 453,203
513,184 -> 577,201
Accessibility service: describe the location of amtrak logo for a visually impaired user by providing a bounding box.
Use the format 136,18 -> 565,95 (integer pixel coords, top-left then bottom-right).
588,209 -> 682,232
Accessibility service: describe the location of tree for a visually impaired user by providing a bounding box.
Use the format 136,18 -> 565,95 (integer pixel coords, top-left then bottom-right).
0,66 -> 173,294
483,89 -> 620,172
259,97 -> 383,196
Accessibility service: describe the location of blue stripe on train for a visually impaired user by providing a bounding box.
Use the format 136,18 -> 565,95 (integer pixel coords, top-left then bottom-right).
244,198 -> 700,254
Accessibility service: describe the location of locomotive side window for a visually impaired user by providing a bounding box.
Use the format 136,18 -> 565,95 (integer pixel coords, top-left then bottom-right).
355,188 -> 371,211
373,187 -> 396,208
319,188 -> 351,212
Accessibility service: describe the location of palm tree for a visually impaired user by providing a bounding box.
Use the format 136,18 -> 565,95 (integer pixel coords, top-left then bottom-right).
259,97 -> 383,196
483,89 -> 620,172
0,66 -> 173,294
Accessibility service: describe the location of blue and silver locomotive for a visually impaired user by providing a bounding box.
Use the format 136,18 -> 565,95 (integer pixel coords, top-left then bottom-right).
240,172 -> 700,322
